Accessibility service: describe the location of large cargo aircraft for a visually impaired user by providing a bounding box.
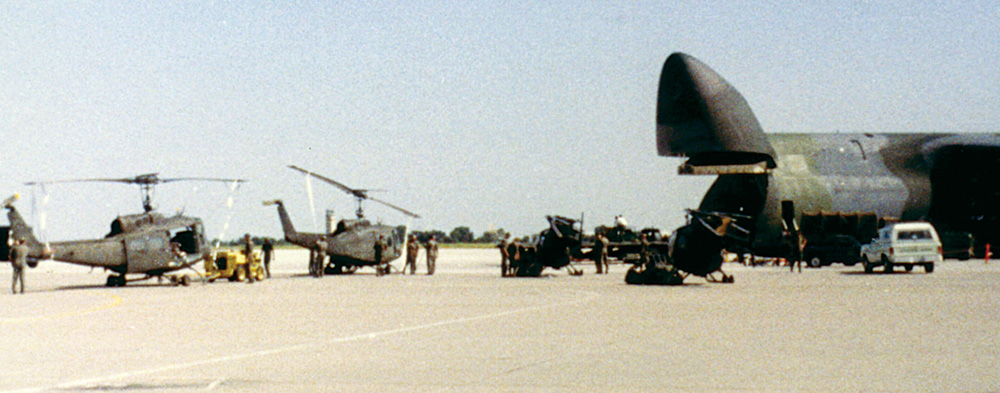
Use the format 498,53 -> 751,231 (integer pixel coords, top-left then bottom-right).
657,52 -> 1000,257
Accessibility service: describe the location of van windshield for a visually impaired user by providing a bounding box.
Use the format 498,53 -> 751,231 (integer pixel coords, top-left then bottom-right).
896,230 -> 932,241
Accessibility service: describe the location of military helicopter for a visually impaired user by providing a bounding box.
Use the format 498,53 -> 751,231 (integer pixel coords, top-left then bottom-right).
2,173 -> 246,287
264,165 -> 419,277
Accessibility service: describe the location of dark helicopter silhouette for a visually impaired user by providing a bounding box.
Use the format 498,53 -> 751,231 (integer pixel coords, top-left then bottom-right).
264,165 -> 419,276
1,174 -> 245,287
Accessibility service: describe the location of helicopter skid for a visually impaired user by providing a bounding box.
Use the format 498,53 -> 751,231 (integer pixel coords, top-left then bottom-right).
105,273 -> 192,287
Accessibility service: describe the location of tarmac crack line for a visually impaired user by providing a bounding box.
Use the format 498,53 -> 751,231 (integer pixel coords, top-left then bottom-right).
4,288 -> 600,393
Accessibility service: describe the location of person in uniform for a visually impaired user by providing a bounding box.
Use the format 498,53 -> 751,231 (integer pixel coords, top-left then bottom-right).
405,234 -> 419,274
314,238 -> 328,277
9,238 -> 28,294
424,235 -> 438,275
309,239 -> 318,276
243,234 -> 255,283
639,233 -> 651,268
261,238 -> 274,278
374,235 -> 386,276
594,231 -> 609,274
498,233 -> 511,277
784,230 -> 803,273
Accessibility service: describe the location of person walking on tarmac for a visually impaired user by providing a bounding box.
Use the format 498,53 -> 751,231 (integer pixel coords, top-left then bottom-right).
261,238 -> 274,278
9,238 -> 28,294
498,233 -> 511,277
424,235 -> 439,275
243,234 -> 255,283
405,234 -> 420,275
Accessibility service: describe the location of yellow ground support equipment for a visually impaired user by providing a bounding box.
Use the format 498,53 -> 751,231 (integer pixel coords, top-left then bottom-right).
205,250 -> 265,282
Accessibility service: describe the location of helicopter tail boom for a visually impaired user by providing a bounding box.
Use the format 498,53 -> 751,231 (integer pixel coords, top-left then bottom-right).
3,194 -> 46,258
263,200 -> 299,240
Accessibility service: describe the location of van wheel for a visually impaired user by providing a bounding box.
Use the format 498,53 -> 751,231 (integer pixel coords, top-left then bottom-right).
924,263 -> 934,273
864,258 -> 874,274
881,255 -> 893,274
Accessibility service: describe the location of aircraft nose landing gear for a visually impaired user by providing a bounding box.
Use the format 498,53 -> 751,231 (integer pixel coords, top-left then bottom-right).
105,275 -> 126,287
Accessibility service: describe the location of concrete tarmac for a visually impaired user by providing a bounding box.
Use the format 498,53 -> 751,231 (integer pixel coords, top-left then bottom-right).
1,249 -> 998,392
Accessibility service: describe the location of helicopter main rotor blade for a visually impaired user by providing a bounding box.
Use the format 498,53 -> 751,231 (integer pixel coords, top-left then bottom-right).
288,165 -> 419,218
366,195 -> 421,219
287,165 -> 363,198
26,174 -> 246,187
25,175 -> 160,186
159,177 -> 248,184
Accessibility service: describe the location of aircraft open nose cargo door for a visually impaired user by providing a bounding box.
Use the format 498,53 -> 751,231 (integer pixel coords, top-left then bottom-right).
927,141 -> 1000,249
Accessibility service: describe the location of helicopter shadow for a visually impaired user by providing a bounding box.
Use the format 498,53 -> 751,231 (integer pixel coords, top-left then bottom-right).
838,270 -> 921,276
52,282 -> 174,292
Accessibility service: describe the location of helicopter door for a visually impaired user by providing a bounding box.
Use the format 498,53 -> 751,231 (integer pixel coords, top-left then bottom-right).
124,234 -> 174,274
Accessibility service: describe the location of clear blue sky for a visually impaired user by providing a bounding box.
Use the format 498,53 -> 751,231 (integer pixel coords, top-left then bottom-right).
2,1 -> 997,241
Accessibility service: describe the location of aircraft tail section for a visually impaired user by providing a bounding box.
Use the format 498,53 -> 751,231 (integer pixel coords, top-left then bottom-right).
3,194 -> 44,259
263,200 -> 298,240
657,52 -> 776,174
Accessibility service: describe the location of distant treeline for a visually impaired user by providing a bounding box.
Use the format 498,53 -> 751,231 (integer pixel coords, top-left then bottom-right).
213,226 -> 508,247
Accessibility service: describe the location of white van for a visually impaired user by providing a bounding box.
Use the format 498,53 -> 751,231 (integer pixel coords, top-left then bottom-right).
860,222 -> 942,274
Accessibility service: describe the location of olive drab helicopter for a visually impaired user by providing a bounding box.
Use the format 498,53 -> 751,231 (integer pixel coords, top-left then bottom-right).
264,165 -> 419,277
1,173 -> 245,287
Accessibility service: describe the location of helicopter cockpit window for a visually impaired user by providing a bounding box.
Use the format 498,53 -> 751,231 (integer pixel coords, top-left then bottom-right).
170,227 -> 199,254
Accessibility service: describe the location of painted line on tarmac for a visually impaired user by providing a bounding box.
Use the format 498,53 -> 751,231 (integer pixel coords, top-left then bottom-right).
4,288 -> 599,393
0,293 -> 122,325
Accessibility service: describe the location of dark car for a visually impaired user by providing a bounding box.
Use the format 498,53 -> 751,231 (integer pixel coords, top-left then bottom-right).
802,235 -> 861,268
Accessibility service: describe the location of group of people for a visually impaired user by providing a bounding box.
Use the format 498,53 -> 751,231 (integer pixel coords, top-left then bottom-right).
404,234 -> 438,275
309,237 -> 328,277
242,234 -> 275,283
497,232 -> 612,277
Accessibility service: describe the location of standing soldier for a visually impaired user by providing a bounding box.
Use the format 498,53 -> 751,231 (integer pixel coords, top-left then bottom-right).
309,240 -> 317,276
594,231 -> 609,274
424,235 -> 438,275
243,234 -> 255,283
313,238 -> 328,278
498,233 -> 511,277
374,235 -> 386,276
784,230 -> 803,273
405,234 -> 419,274
639,233 -> 651,268
9,238 -> 28,294
261,238 -> 274,278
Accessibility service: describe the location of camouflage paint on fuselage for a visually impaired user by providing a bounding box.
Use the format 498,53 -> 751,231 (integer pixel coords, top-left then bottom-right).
658,52 -> 1000,258
265,200 -> 403,266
